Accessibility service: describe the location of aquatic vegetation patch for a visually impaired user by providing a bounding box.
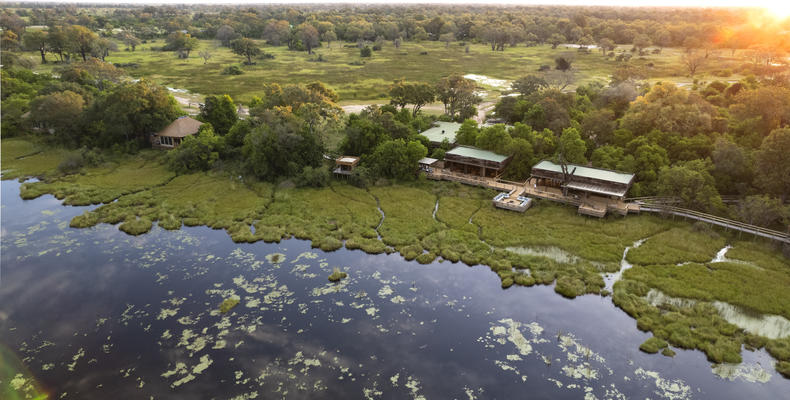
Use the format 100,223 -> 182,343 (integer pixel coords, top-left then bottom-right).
220,297 -> 241,313
328,267 -> 348,282
639,337 -> 668,354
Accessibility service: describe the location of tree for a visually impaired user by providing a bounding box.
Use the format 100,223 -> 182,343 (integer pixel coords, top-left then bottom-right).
558,127 -> 587,164
164,31 -> 198,58
439,32 -> 454,48
736,195 -> 788,228
199,50 -> 212,64
322,30 -> 336,48
119,31 -> 140,51
579,109 -> 615,146
263,20 -> 291,46
548,33 -> 565,49
168,124 -> 224,174
512,75 -> 547,97
682,50 -> 706,77
632,34 -> 651,53
199,95 -> 238,136
503,138 -> 534,180
455,120 -> 479,146
23,30 -> 49,64
711,137 -> 753,195
298,24 -> 320,54
29,90 -> 85,143
68,25 -> 98,62
216,25 -> 238,47
369,139 -> 427,180
657,159 -> 723,213
360,46 -> 372,57
388,80 -> 435,116
83,79 -> 181,147
435,74 -> 480,120
598,38 -> 615,56
475,124 -> 512,154
231,38 -> 261,65
91,38 -> 117,61
620,83 -> 715,137
755,128 -> 790,202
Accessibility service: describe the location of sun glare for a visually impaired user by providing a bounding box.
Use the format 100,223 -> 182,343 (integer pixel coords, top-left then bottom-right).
764,5 -> 790,20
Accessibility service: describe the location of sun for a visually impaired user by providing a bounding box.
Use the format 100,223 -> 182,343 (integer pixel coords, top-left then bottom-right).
764,4 -> 790,20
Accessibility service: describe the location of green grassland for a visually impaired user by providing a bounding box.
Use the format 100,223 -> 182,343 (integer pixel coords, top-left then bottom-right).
28,39 -> 743,104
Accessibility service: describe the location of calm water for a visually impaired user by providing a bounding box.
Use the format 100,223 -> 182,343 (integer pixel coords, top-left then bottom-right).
1,180 -> 788,399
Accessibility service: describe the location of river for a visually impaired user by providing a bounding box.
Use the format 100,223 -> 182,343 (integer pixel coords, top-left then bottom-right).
1,180 -> 787,399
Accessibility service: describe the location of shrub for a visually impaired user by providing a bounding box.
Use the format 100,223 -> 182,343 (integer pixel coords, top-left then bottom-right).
328,267 -> 348,282
57,152 -> 85,174
360,46 -> 372,57
295,166 -> 330,187
221,65 -> 243,75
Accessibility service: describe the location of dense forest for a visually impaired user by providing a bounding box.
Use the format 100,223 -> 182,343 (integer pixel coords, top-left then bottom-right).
1,3 -> 789,232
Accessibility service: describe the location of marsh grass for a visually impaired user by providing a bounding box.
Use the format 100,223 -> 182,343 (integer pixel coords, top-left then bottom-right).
626,227 -> 725,265
20,153 -> 175,205
475,201 -> 670,263
1,139 -> 70,180
639,337 -> 668,353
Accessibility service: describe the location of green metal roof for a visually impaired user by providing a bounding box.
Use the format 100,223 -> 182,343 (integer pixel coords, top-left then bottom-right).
420,121 -> 461,144
532,160 -> 634,185
446,145 -> 509,163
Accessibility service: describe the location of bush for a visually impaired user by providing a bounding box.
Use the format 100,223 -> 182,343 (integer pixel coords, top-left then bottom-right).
360,46 -> 372,57
221,65 -> 243,75
57,152 -> 85,174
348,166 -> 373,188
295,166 -> 330,187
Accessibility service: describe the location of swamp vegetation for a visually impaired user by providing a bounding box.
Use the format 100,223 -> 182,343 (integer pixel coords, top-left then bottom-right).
3,137 -> 789,378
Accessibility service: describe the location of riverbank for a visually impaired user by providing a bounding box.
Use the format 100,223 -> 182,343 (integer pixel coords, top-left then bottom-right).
2,137 -> 789,378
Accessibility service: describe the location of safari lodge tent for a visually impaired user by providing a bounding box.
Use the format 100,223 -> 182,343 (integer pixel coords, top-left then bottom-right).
443,145 -> 511,178
529,160 -> 635,200
334,156 -> 360,176
151,116 -> 203,149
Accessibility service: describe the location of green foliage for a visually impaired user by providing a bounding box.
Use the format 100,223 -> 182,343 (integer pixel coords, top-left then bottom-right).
360,46 -> 372,57
83,79 -> 181,148
657,159 -> 723,213
558,127 -> 587,164
168,125 -> 224,174
221,65 -> 243,75
231,38 -> 262,64
455,119 -> 479,146
755,128 -> 790,201
295,166 -> 331,188
369,139 -> 427,180
199,95 -> 238,135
